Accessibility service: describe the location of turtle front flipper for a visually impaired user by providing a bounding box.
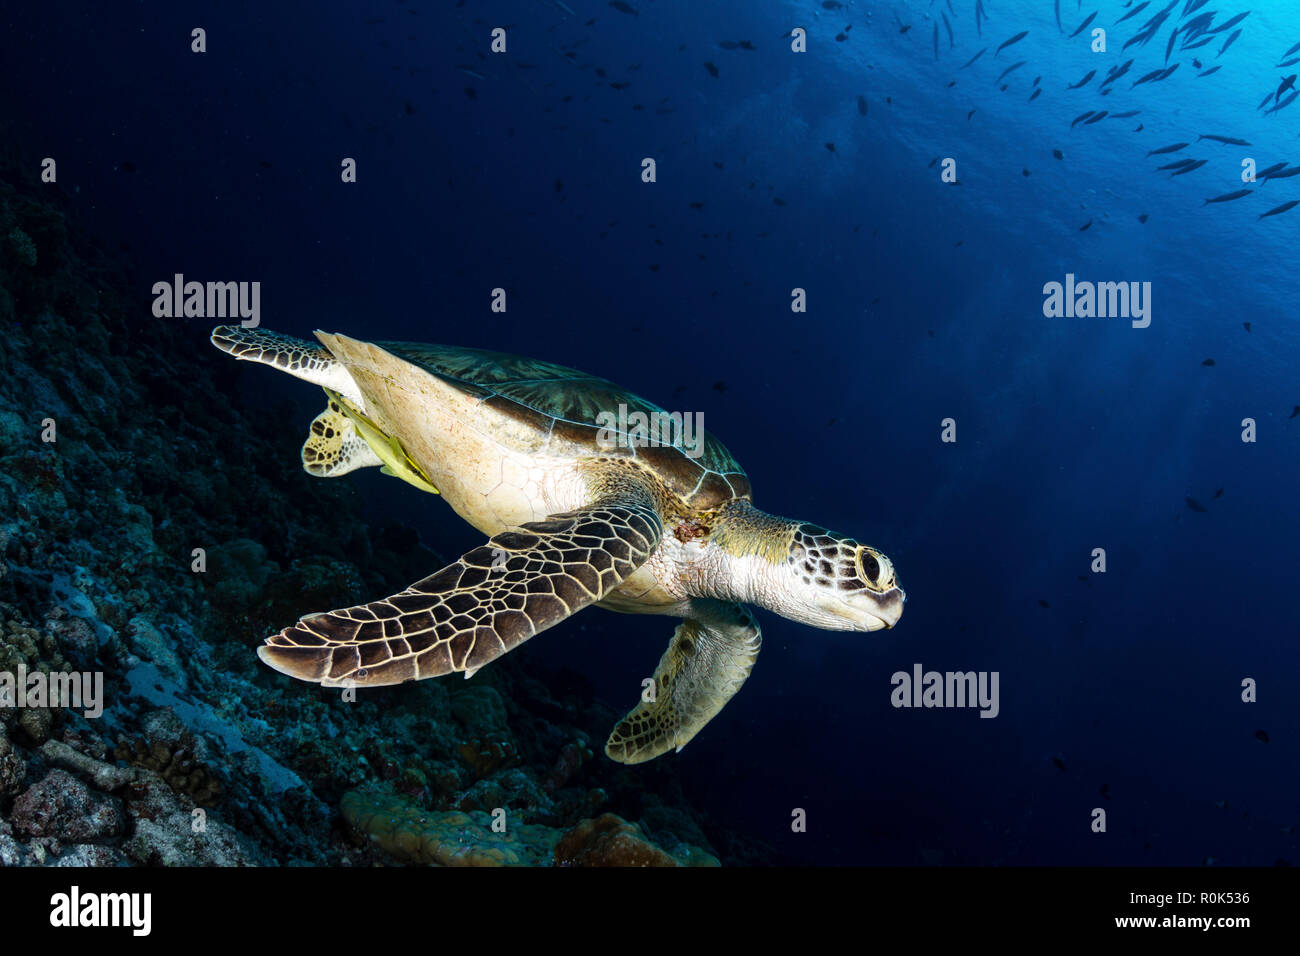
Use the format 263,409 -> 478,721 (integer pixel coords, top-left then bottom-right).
209,325 -> 363,405
257,495 -> 663,688
605,600 -> 761,765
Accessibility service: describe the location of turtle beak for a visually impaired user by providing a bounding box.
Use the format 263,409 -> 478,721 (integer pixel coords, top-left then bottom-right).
858,586 -> 906,630
824,585 -> 905,631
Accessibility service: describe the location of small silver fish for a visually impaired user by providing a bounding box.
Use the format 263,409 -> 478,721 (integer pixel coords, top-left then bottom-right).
1261,166 -> 1300,183
1101,59 -> 1134,88
1267,89 -> 1299,114
1203,189 -> 1252,205
997,60 -> 1026,83
996,30 -> 1028,56
1117,1 -> 1149,24
1209,12 -> 1250,36
1259,200 -> 1300,219
1132,68 -> 1165,88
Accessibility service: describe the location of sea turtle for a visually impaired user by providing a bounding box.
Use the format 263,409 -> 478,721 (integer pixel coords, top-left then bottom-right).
210,325 -> 905,763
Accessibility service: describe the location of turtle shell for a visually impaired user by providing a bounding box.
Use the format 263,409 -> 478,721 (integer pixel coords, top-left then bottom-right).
376,341 -> 751,510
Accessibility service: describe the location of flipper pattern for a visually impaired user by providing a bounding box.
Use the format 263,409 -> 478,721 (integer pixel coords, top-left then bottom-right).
605,600 -> 761,764
259,497 -> 663,687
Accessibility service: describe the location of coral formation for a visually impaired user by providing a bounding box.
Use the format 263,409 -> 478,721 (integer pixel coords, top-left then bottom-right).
0,729 -> 27,799
5,227 -> 36,268
40,739 -> 131,792
1,610 -> 68,677
114,731 -> 223,807
342,790 -> 720,868
554,813 -> 720,867
457,738 -> 518,779
342,789 -> 558,866
11,769 -> 124,843
543,738 -> 594,793
450,685 -> 510,737
120,775 -> 268,866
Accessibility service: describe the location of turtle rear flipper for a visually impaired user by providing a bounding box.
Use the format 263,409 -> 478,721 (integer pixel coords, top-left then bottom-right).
302,399 -> 384,477
258,493 -> 663,687
605,600 -> 761,765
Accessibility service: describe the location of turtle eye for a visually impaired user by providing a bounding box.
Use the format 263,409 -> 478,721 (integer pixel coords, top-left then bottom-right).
857,548 -> 883,587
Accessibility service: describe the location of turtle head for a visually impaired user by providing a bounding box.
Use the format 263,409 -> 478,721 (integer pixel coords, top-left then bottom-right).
704,502 -> 905,632
774,523 -> 906,631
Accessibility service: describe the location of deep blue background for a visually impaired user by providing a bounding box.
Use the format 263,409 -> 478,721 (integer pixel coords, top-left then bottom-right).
3,0 -> 1296,864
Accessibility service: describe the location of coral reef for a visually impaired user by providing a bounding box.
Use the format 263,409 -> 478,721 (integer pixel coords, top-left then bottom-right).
40,739 -> 131,792
0,729 -> 28,799
457,738 -> 518,779
555,813 -> 719,867
543,738 -> 594,793
342,791 -> 719,868
5,227 -> 36,269
120,774 -> 269,866
342,789 -> 558,866
114,731 -> 223,807
11,769 -> 124,844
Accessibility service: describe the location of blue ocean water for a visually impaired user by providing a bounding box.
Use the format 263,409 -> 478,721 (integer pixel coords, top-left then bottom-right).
3,0 -> 1296,865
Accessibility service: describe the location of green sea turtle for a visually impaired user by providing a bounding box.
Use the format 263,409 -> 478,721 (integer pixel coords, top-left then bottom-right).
210,325 -> 905,763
